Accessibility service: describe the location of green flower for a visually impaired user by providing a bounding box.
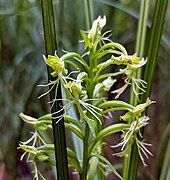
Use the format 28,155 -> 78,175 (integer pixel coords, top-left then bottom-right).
66,81 -> 82,96
132,98 -> 155,117
112,55 -> 147,99
111,54 -> 146,68
112,116 -> 152,166
43,54 -> 65,77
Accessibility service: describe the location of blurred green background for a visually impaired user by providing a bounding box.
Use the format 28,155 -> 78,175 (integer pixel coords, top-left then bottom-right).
0,0 -> 170,179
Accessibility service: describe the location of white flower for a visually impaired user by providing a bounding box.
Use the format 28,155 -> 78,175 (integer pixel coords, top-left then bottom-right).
94,77 -> 116,97
112,116 -> 152,166
88,16 -> 106,43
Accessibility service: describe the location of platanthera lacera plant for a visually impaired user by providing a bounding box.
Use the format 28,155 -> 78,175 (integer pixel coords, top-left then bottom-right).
19,16 -> 154,179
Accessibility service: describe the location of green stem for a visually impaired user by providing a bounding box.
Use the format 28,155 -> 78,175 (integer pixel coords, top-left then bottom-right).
142,0 -> 168,101
84,0 -> 93,29
81,67 -> 95,179
156,123 -> 170,176
80,2 -> 94,179
159,140 -> 170,180
40,0 -> 69,179
81,124 -> 90,180
130,0 -> 149,107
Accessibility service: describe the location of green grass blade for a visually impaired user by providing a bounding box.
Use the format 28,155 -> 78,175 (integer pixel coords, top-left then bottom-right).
156,123 -> 170,178
40,0 -> 69,179
159,140 -> 170,180
142,0 -> 168,100
126,0 -> 168,179
83,0 -> 93,29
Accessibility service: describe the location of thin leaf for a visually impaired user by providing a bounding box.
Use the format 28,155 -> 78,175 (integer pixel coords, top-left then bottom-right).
65,123 -> 84,140
89,123 -> 130,154
67,148 -> 82,173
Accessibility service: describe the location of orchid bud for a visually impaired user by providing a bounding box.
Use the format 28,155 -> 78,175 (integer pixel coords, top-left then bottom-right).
88,16 -> 106,44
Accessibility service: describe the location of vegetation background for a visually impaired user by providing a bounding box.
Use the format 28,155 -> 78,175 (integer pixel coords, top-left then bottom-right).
0,0 -> 170,179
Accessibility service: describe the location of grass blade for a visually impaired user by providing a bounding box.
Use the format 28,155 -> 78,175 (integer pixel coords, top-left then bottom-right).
159,140 -> 170,180
142,0 -> 168,100
40,0 -> 69,179
83,0 -> 93,29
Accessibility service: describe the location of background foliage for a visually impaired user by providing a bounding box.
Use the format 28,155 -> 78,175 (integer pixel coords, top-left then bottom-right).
0,0 -> 169,179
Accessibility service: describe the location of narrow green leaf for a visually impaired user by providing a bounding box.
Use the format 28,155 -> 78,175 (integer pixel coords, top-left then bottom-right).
94,0 -> 140,21
96,154 -> 123,180
89,124 -> 130,154
65,123 -> 84,140
80,30 -> 92,49
123,0 -> 150,179
142,0 -> 168,100
67,148 -> 82,173
64,115 -> 82,130
99,100 -> 134,110
83,0 -> 93,29
38,114 -> 52,121
40,0 -> 69,179
159,140 -> 170,180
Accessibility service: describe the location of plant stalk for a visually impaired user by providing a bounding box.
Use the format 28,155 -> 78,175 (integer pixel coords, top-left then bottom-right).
159,140 -> 170,180
81,62 -> 95,179
84,0 -> 94,29
40,0 -> 69,179
81,125 -> 90,180
80,2 -> 94,179
142,0 -> 168,101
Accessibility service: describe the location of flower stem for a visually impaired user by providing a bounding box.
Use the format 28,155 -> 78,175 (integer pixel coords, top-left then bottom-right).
81,66 -> 95,179
80,2 -> 94,179
81,124 -> 90,180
